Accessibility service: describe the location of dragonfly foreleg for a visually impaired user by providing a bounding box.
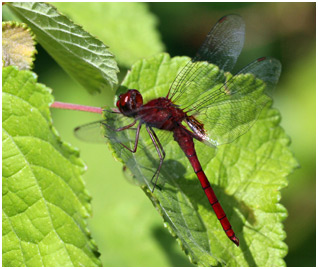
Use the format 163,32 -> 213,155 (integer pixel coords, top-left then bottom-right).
146,127 -> 166,193
102,119 -> 137,132
102,120 -> 142,153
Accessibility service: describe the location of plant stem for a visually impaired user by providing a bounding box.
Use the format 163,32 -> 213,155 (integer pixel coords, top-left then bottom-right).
50,101 -> 103,114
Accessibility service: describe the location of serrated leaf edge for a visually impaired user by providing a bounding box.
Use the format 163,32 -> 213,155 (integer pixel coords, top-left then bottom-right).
8,2 -> 119,93
2,66 -> 102,266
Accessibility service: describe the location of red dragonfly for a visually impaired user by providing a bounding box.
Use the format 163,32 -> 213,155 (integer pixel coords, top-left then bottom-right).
76,15 -> 281,246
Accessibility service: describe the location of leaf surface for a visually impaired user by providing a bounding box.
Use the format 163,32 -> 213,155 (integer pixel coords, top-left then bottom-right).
7,2 -> 119,94
104,53 -> 298,266
53,2 -> 164,67
2,66 -> 101,267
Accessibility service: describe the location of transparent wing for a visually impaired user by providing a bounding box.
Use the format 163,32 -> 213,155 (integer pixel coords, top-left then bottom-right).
187,57 -> 282,146
74,112 -> 168,188
167,15 -> 245,107
194,14 -> 245,71
74,120 -> 106,143
74,111 -> 138,146
74,109 -> 174,157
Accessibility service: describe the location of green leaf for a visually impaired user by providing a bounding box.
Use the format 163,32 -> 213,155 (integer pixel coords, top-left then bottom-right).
104,53 -> 298,266
53,2 -> 164,67
2,21 -> 37,70
7,2 -> 119,94
2,66 -> 101,267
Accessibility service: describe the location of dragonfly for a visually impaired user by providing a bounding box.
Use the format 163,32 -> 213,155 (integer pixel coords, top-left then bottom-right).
75,15 -> 281,246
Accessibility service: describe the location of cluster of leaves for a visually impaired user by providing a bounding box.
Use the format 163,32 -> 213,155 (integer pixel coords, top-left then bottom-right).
2,2 -> 297,267
2,2 -> 162,266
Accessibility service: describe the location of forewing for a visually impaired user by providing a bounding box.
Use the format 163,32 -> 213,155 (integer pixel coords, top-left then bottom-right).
194,14 -> 245,71
167,15 -> 245,108
74,120 -> 106,143
74,111 -> 138,146
188,57 -> 281,146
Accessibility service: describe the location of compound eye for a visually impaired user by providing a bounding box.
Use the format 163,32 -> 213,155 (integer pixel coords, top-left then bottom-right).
116,93 -> 127,108
116,89 -> 143,116
129,90 -> 143,108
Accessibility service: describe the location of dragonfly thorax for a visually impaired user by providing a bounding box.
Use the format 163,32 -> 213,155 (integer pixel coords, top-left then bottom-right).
116,89 -> 143,117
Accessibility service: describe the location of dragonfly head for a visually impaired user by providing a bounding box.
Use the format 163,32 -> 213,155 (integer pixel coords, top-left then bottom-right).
116,89 -> 143,117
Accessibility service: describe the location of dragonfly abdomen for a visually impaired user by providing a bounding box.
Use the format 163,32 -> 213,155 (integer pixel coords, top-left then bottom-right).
190,157 -> 239,246
173,126 -> 239,246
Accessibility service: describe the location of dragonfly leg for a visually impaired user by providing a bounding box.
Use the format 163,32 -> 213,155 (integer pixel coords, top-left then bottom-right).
104,108 -> 120,114
102,120 -> 142,153
146,127 -> 166,192
102,119 -> 137,132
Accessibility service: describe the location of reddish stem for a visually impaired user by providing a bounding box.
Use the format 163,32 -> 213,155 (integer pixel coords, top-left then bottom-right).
50,101 -> 103,114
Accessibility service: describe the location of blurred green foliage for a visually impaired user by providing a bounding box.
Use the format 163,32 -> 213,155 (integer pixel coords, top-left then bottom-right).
53,2 -> 164,67
3,2 -> 315,266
